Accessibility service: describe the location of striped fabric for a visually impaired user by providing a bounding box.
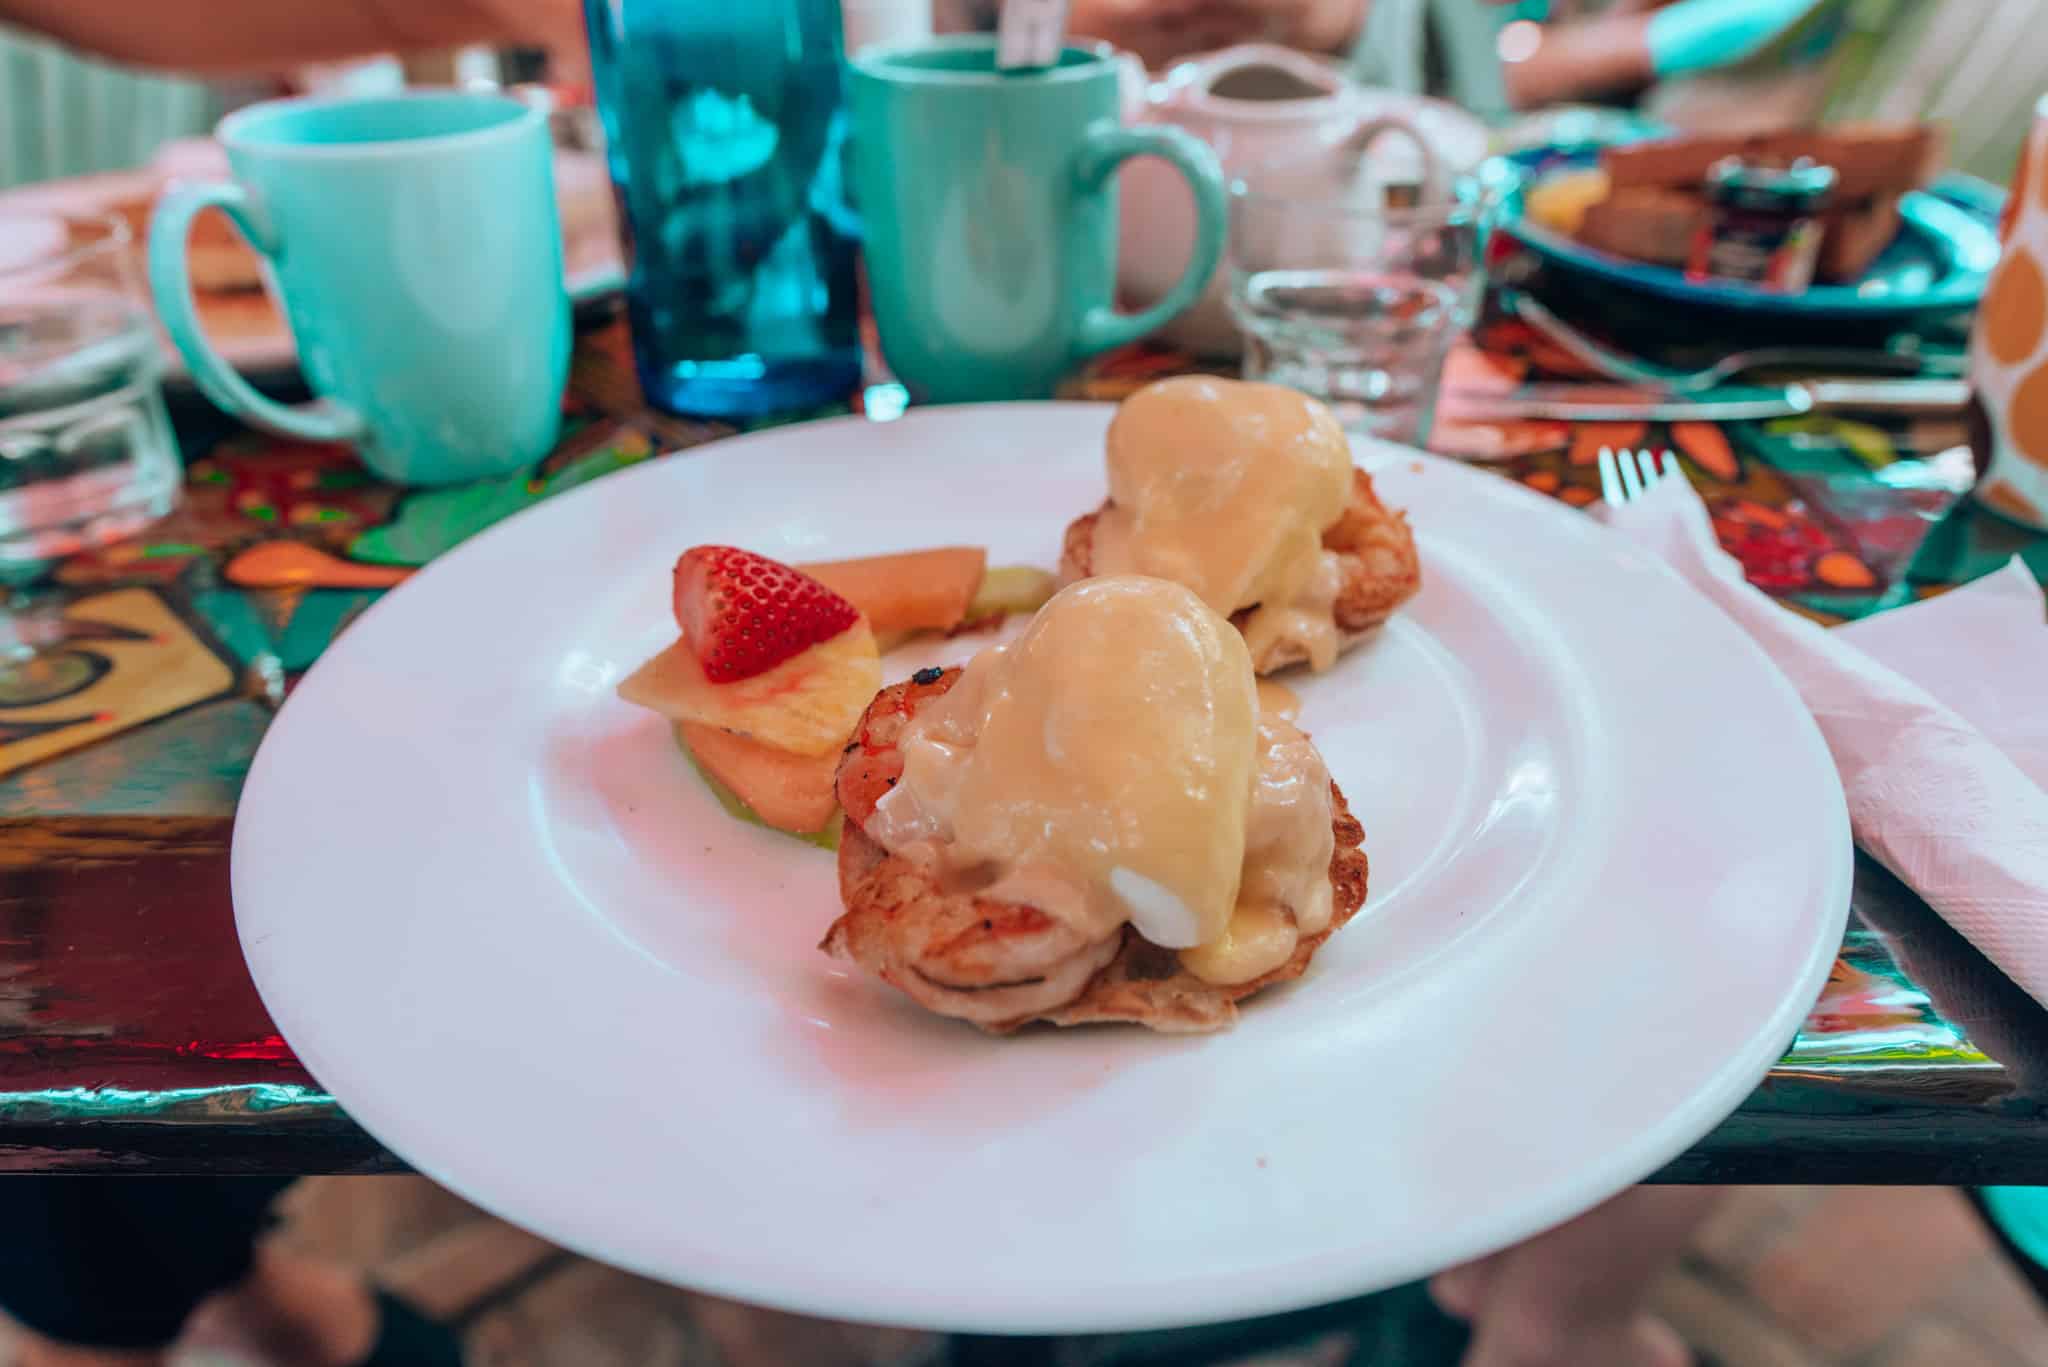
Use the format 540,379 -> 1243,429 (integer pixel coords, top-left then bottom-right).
1819,0 -> 2048,186
1347,0 -> 1514,123
0,23 -> 220,189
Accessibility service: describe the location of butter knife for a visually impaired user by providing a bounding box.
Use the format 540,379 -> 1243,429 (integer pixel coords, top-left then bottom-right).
1442,378 -> 1970,423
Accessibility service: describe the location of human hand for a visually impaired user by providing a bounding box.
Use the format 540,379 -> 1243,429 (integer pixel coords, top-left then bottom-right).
1432,1185 -> 1724,1367
364,0 -> 588,84
2,0 -> 590,74
364,0 -> 586,56
471,0 -> 586,52
1066,0 -> 1370,69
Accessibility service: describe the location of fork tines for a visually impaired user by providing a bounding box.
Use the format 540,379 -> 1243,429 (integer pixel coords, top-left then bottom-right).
1597,447 -> 1672,506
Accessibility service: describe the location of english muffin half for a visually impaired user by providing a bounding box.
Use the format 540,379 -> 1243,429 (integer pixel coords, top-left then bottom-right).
821,669 -> 1370,1034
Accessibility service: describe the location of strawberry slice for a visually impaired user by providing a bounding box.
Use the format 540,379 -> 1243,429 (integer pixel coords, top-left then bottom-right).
672,546 -> 861,683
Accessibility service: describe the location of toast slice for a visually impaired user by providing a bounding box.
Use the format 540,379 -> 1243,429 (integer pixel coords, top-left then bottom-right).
1572,185 -> 1903,283
1576,186 -> 1707,268
1601,124 -> 1944,201
1817,194 -> 1903,281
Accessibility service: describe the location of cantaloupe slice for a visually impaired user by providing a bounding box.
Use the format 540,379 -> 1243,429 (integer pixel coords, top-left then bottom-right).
676,722 -> 842,839
798,547 -> 987,633
618,620 -> 879,756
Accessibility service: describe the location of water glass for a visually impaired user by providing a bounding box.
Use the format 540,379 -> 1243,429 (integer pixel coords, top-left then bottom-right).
0,212 -> 179,583
1227,180 -> 1488,444
582,0 -> 863,420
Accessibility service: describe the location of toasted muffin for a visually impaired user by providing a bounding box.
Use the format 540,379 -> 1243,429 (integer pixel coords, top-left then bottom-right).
1061,468 -> 1421,675
821,669 -> 1370,1034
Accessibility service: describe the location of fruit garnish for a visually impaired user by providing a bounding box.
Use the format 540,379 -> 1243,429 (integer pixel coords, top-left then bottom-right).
676,722 -> 842,846
963,565 -> 1057,625
798,547 -> 986,633
797,554 -> 1056,654
674,546 -> 860,684
619,619 -> 881,756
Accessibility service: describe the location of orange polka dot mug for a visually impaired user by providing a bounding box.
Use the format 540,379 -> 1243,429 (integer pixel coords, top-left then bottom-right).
1972,96 -> 2048,531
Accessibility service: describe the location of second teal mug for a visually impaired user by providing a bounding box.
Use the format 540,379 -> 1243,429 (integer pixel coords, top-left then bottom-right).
149,91 -> 570,486
849,38 -> 1227,404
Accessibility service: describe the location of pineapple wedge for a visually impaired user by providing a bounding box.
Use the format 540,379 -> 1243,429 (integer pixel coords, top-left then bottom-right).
619,619 -> 880,757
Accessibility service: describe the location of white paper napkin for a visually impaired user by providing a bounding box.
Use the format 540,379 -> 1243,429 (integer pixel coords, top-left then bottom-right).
1595,477 -> 2048,1007
1837,560 -> 2048,794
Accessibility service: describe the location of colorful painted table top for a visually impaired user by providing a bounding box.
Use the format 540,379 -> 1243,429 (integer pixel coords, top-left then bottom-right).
2,312 -> 2046,1185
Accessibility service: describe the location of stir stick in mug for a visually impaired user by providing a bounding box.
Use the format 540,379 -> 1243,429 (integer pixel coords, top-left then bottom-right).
996,0 -> 1071,69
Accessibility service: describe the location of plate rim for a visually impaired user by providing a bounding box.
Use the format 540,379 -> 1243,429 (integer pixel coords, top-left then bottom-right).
231,403 -> 1854,1332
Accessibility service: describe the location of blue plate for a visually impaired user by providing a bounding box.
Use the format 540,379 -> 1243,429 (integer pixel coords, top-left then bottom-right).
1489,144 -> 2002,320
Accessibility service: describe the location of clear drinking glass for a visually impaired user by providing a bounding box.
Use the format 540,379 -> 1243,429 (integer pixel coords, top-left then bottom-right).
1227,180 -> 1489,444
0,212 -> 180,684
0,212 -> 179,582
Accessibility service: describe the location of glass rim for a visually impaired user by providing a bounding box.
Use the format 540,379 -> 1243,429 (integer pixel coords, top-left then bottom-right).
1227,175 -> 1498,225
0,209 -> 132,282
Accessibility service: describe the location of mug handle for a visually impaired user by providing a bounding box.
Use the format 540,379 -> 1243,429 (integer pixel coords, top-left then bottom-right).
1345,115 -> 1447,204
147,182 -> 367,444
1071,121 -> 1226,357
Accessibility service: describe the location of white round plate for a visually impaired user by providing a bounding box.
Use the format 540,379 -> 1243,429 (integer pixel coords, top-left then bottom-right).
233,404 -> 1850,1334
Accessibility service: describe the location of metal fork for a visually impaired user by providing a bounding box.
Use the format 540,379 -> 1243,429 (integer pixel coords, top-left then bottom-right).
1504,290 -> 1962,393
1596,446 -> 1675,506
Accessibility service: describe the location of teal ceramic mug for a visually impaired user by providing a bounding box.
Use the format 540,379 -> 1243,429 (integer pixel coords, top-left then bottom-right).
148,92 -> 570,486
849,38 -> 1226,404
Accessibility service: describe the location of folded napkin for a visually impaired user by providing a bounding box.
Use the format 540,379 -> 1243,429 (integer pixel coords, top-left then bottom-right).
1836,562 -> 2048,794
1595,477 -> 2048,1007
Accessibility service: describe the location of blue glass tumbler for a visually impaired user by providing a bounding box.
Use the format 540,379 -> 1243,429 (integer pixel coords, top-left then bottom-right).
583,0 -> 863,419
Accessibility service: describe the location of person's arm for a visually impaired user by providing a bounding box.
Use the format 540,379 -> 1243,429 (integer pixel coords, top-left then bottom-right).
1066,0 -> 1370,70
1497,9 -> 1656,110
1236,0 -> 1374,54
1499,0 -> 1833,111
0,0 -> 582,73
